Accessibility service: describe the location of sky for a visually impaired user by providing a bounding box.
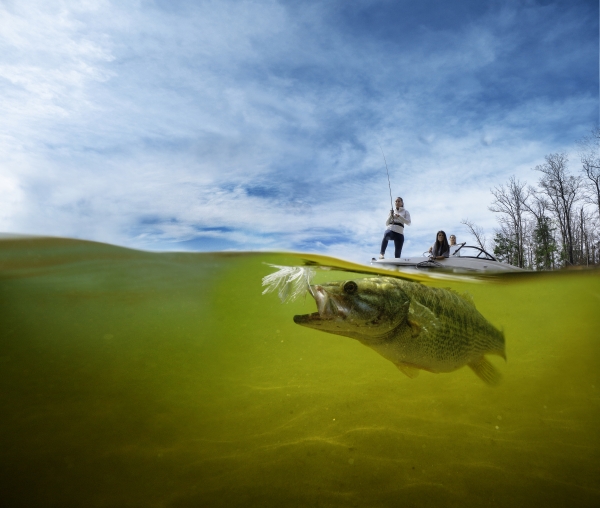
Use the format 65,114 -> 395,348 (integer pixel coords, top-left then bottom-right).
1,0 -> 598,263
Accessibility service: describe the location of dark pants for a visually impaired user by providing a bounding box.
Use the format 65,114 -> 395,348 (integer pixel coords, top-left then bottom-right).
380,230 -> 404,258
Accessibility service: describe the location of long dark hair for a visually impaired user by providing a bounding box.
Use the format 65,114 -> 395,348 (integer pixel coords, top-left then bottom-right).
432,230 -> 449,257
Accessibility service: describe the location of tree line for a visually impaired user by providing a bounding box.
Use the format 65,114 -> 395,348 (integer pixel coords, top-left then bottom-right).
463,127 -> 600,270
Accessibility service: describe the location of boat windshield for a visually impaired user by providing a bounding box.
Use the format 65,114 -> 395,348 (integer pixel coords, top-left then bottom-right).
452,244 -> 497,261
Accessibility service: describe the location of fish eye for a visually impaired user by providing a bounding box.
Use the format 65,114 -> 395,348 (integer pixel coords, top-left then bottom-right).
343,281 -> 358,294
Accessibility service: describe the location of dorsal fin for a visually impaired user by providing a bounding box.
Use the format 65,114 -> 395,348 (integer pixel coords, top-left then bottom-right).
457,291 -> 474,304
443,287 -> 474,304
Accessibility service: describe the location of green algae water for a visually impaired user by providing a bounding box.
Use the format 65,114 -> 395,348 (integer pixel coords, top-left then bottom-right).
1,237 -> 599,508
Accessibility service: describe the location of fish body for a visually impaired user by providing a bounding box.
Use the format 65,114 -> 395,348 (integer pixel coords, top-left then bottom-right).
293,277 -> 505,385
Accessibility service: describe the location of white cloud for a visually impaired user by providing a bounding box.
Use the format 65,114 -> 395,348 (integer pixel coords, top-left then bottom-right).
0,0 -> 596,263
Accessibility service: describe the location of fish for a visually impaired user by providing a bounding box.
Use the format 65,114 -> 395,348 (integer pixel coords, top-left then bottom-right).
293,276 -> 506,385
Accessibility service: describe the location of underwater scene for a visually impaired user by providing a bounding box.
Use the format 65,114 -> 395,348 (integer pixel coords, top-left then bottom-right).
1,236 -> 599,508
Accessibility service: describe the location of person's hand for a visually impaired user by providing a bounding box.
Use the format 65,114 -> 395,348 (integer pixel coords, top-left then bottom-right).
428,246 -> 432,253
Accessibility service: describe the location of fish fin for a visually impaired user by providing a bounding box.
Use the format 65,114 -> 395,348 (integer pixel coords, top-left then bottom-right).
396,363 -> 420,379
497,329 -> 507,361
446,288 -> 475,305
468,357 -> 502,386
444,288 -> 475,307
406,318 -> 421,336
458,292 -> 474,304
407,301 -> 440,337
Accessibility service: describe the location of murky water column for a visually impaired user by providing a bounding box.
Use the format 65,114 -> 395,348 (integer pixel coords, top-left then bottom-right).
1,237 -> 599,507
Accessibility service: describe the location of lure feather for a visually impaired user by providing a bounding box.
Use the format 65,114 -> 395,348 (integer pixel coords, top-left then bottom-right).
261,265 -> 316,303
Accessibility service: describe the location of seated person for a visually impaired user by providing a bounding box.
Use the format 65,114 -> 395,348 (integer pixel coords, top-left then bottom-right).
449,234 -> 461,256
428,230 -> 450,259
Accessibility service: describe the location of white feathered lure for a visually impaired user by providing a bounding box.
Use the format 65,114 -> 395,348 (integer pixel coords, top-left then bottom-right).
261,264 -> 316,303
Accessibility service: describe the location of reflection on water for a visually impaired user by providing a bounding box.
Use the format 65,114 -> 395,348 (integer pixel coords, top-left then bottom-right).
1,237 -> 599,507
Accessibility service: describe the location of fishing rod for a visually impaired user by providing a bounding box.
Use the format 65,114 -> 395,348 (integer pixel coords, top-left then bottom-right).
378,143 -> 394,212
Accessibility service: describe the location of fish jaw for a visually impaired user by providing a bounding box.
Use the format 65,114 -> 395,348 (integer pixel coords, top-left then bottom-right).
293,285 -> 348,325
293,282 -> 404,342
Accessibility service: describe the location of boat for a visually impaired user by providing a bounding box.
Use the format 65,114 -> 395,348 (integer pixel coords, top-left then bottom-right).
370,243 -> 524,273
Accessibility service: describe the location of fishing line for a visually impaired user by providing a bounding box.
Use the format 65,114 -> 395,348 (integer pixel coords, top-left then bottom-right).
378,143 -> 393,211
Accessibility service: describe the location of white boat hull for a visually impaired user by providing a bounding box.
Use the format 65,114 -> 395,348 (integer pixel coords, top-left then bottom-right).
371,254 -> 524,273
371,243 -> 525,272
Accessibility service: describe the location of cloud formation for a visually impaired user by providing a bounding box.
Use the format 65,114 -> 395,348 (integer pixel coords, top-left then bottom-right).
1,0 -> 598,262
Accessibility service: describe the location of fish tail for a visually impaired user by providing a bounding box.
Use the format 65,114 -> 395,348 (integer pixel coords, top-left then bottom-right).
496,328 -> 507,361
486,325 -> 506,361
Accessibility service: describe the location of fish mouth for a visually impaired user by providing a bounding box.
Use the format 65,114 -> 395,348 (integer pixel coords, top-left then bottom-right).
293,285 -> 347,324
293,313 -> 321,324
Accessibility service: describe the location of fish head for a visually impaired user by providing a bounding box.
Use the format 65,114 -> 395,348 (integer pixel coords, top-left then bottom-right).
293,277 -> 410,342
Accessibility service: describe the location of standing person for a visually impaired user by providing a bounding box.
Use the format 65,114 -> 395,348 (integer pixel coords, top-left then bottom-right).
430,231 -> 450,259
379,197 -> 411,259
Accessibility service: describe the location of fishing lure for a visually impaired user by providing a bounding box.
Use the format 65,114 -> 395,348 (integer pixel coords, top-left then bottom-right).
261,264 -> 316,303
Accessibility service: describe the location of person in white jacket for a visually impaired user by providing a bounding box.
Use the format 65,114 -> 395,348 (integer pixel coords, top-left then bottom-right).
448,235 -> 461,256
379,197 -> 411,259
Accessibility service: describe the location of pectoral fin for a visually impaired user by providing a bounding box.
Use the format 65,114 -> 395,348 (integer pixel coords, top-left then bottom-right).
406,318 -> 421,336
407,300 -> 440,337
396,363 -> 420,378
468,356 -> 501,386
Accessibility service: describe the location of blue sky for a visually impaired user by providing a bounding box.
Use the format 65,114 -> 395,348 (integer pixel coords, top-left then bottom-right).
1,0 -> 598,263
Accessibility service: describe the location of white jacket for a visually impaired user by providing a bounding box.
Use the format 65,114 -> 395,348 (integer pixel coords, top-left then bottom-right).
385,207 -> 411,234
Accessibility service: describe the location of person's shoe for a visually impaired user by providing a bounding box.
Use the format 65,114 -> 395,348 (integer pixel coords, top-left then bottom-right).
379,254 -> 384,259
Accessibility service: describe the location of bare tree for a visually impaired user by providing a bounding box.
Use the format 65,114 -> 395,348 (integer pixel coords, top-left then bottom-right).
571,206 -> 598,265
534,153 -> 582,266
489,176 -> 528,268
485,150 -> 597,270
578,126 -> 600,221
522,186 -> 559,269
522,186 -> 550,221
460,218 -> 487,251
519,217 -> 532,268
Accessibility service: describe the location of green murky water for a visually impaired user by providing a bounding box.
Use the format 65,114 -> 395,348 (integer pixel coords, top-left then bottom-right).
1,237 -> 599,507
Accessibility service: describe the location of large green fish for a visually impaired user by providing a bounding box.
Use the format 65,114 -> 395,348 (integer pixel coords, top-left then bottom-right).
293,277 -> 506,385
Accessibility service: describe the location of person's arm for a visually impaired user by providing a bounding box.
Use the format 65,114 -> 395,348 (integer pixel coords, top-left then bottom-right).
396,209 -> 411,226
435,247 -> 450,259
385,210 -> 394,226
